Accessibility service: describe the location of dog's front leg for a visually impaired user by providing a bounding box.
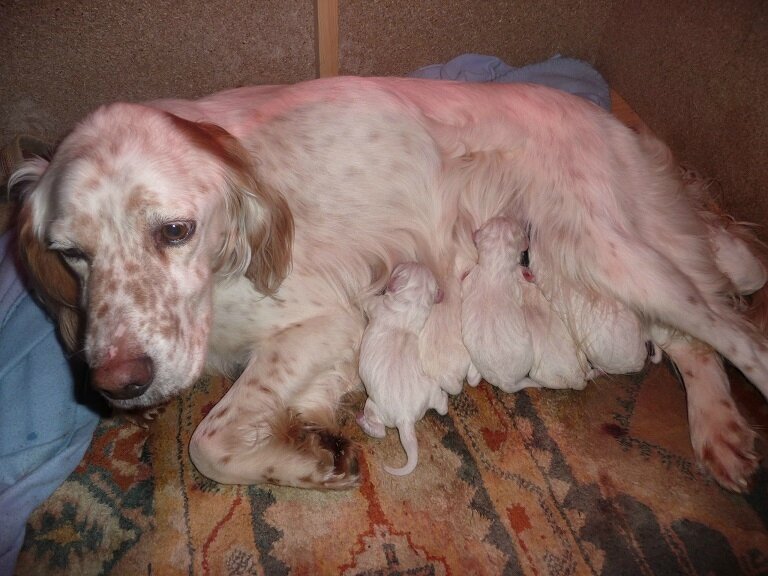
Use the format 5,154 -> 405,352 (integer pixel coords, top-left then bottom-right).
189,310 -> 364,489
660,333 -> 759,492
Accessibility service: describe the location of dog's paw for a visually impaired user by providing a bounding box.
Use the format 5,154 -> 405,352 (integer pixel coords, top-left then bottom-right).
692,403 -> 760,492
258,413 -> 362,490
309,428 -> 361,489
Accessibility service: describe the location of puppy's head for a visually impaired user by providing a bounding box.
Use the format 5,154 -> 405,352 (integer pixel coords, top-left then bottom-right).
385,262 -> 441,309
14,103 -> 293,408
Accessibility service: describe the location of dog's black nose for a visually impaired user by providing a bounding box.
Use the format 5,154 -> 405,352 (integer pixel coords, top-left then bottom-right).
92,354 -> 154,400
100,380 -> 152,400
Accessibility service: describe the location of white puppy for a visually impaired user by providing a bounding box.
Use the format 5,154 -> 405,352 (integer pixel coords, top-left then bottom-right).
543,280 -> 659,375
356,262 -> 449,476
462,217 -> 595,392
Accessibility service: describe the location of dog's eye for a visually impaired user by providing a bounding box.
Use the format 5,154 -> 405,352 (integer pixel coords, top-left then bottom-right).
158,221 -> 196,246
59,247 -> 87,261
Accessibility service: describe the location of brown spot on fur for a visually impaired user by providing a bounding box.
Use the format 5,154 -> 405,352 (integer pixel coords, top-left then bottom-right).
270,351 -> 279,364
95,302 -> 110,319
220,455 -> 232,465
683,369 -> 694,378
73,213 -> 96,233
217,405 -> 230,418
727,420 -> 742,434
82,175 -> 102,191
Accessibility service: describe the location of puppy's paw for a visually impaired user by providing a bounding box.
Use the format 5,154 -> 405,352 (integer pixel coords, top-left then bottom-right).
498,377 -> 541,393
466,363 -> 482,387
692,403 -> 760,492
356,411 -> 386,438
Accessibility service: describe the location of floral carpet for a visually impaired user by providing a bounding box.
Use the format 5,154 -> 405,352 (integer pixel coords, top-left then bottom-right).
15,361 -> 768,575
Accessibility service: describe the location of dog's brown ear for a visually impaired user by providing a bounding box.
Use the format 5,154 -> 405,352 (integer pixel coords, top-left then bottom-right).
17,201 -> 82,351
166,115 -> 294,295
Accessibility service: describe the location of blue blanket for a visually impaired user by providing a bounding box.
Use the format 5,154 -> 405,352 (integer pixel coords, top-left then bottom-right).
0,231 -> 100,575
409,53 -> 611,111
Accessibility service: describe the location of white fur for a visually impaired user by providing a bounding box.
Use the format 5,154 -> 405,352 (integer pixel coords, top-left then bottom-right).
14,76 -> 768,490
357,263 -> 449,476
462,217 -> 595,392
529,251 -> 652,375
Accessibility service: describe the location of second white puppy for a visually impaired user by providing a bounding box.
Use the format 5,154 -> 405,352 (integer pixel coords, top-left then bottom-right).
357,262 -> 449,476
462,217 -> 595,392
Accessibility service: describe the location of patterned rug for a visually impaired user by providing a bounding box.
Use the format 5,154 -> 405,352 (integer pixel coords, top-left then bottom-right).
15,360 -> 768,575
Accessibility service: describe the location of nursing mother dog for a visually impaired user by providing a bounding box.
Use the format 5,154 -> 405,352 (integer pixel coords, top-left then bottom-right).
13,76 -> 768,493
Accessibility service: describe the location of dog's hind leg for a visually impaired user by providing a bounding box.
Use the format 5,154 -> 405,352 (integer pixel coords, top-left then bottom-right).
659,333 -> 759,492
581,237 -> 768,398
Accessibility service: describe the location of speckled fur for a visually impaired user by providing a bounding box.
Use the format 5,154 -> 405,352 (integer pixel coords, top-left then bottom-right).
13,77 -> 768,491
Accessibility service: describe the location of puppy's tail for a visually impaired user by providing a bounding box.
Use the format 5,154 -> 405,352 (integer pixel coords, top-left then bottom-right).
385,422 -> 419,476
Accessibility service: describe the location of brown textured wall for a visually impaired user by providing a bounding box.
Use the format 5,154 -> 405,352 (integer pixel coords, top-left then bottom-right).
0,0 -> 316,143
339,0 -> 611,75
596,0 -> 768,229
1,1 -> 765,229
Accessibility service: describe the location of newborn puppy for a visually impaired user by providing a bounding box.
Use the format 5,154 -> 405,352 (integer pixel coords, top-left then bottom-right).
462,217 -> 595,391
462,218 -> 534,391
356,262 -> 449,476
545,283 -> 656,374
527,246 -> 658,374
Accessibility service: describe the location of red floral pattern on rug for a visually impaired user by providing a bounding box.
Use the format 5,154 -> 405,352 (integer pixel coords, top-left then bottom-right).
16,365 -> 768,575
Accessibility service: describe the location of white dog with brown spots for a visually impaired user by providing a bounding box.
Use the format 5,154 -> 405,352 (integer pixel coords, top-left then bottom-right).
13,76 -> 768,491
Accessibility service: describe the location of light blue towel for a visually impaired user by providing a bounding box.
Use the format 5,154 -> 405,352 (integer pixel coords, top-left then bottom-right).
0,231 -> 101,575
409,53 -> 611,111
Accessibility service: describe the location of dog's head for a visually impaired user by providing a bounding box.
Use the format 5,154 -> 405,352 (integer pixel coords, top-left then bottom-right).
13,103 -> 293,408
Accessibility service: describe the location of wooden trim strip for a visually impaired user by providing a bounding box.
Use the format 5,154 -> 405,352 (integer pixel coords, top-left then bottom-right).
315,0 -> 339,77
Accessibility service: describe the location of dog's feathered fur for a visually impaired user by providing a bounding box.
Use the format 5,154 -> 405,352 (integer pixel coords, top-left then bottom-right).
12,77 -> 768,491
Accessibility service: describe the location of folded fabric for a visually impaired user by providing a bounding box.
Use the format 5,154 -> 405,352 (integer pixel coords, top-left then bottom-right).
0,231 -> 101,575
409,53 -> 611,111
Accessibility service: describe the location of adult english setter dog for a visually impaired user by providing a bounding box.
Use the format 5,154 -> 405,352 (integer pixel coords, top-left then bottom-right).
13,76 -> 768,492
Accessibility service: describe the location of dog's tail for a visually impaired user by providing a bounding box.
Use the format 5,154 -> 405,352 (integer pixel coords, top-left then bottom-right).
385,422 -> 419,476
719,218 -> 768,335
682,167 -> 768,335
